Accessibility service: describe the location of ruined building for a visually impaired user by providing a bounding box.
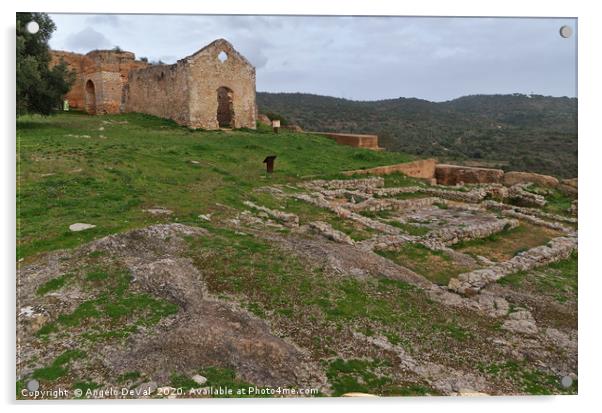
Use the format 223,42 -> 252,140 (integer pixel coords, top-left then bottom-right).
50,39 -> 257,129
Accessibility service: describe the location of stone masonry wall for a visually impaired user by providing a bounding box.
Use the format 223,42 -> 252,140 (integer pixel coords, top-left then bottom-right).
344,159 -> 437,179
51,40 -> 256,129
124,63 -> 191,126
185,39 -> 256,129
50,49 -> 148,113
49,51 -> 88,109
85,71 -> 124,115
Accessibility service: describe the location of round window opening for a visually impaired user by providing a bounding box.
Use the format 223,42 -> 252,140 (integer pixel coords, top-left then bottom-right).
218,51 -> 228,63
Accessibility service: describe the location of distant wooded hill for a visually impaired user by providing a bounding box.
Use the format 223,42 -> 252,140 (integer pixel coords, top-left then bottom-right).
256,92 -> 577,178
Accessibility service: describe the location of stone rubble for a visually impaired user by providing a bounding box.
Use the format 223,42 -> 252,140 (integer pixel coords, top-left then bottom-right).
243,201 -> 299,227
448,236 -> 577,295
569,199 -> 578,216
502,310 -> 539,335
499,209 -> 575,235
301,177 -> 384,191
355,332 -> 490,395
507,184 -> 547,207
348,197 -> 444,213
422,218 -> 519,247
143,208 -> 174,216
482,200 -> 577,224
307,221 -> 355,245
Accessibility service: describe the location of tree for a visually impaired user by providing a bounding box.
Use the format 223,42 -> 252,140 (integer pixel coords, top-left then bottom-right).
16,12 -> 74,116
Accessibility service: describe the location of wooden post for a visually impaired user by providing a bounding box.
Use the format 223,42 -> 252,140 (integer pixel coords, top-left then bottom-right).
263,155 -> 277,174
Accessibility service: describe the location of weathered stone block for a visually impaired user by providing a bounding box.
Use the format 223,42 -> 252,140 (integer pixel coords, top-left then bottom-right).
435,164 -> 504,186
503,171 -> 559,188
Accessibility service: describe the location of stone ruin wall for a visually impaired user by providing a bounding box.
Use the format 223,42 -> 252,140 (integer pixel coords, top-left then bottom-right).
185,40 -> 257,129
86,71 -> 124,114
51,40 -> 256,130
50,51 -> 87,109
50,49 -> 148,114
124,63 -> 191,126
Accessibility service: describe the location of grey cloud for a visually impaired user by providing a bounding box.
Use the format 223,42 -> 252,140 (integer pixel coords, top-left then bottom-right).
49,14 -> 577,101
85,14 -> 122,27
64,27 -> 113,52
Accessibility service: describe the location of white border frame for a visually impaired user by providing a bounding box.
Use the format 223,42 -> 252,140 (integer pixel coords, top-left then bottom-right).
3,1 -> 599,412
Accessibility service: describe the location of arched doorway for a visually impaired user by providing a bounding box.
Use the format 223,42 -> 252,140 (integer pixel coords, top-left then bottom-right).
85,80 -> 96,115
216,86 -> 234,128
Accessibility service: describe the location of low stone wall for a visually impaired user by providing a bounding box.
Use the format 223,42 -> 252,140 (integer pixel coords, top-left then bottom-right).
481,200 -> 577,224
507,184 -> 547,207
301,177 -> 384,191
344,159 -> 437,180
308,132 -> 381,150
358,234 -> 416,251
374,185 -> 504,204
435,164 -> 505,186
307,221 -> 354,245
499,210 -> 575,235
448,236 -> 577,294
422,218 -> 519,247
243,201 -> 299,227
349,197 -> 443,213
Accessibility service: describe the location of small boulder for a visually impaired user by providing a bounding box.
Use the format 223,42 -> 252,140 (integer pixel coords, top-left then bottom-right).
192,375 -> 207,386
143,208 -> 173,216
69,223 -> 96,232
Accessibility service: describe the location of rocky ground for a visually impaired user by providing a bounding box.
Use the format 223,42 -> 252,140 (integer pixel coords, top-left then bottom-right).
17,177 -> 578,399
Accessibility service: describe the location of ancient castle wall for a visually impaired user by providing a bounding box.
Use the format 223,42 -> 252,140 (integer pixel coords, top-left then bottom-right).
50,49 -> 148,113
85,71 -> 124,114
124,63 -> 191,125
49,51 -> 89,109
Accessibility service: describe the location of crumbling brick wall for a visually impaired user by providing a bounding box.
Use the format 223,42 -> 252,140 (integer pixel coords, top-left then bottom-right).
50,49 -> 147,114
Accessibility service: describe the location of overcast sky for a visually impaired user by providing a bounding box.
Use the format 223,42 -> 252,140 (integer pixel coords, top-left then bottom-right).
47,14 -> 577,102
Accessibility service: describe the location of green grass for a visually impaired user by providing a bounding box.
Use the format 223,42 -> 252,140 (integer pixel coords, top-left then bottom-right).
250,191 -> 377,241
170,373 -> 200,391
117,371 -> 141,384
377,243 -> 473,285
326,358 -> 432,396
36,265 -> 179,340
170,366 -> 271,398
17,111 -> 413,259
73,381 -> 100,397
452,223 -> 560,262
498,252 -> 577,303
36,274 -> 69,295
187,230 -> 491,365
478,361 -> 577,395
32,349 -> 86,381
387,221 -> 431,236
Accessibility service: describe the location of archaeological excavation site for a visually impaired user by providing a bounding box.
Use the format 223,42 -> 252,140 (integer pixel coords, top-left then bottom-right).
17,12 -> 580,401
17,142 -> 578,397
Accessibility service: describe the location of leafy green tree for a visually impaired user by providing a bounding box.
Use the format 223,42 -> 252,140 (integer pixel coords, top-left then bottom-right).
16,12 -> 74,116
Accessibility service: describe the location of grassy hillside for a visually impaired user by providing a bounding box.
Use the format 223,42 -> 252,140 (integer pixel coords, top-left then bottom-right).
257,92 -> 577,178
16,111 -> 577,398
16,112 -> 413,259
